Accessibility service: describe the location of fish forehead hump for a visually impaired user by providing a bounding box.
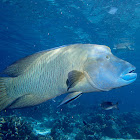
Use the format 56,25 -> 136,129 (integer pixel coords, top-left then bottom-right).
50,44 -> 110,56
92,44 -> 111,53
84,44 -> 111,59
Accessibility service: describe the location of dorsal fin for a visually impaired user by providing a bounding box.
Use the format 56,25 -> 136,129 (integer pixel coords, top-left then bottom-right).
3,51 -> 48,77
2,45 -> 72,77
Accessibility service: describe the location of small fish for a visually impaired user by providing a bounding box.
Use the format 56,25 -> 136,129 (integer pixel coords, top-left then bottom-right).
57,92 -> 82,107
100,102 -> 119,110
0,44 -> 137,111
83,120 -> 87,126
52,97 -> 56,102
113,43 -> 134,51
67,103 -> 77,109
108,7 -> 118,15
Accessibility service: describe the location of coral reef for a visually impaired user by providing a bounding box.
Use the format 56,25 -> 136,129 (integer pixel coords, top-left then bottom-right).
0,115 -> 53,140
0,105 -> 140,140
0,115 -> 35,140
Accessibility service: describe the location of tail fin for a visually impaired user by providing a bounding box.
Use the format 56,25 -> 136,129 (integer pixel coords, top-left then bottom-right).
0,77 -> 15,111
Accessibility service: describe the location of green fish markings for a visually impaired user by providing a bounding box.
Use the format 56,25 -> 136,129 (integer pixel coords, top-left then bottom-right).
0,44 -> 137,111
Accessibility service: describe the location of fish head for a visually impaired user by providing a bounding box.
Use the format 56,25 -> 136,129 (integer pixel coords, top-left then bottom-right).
84,44 -> 137,91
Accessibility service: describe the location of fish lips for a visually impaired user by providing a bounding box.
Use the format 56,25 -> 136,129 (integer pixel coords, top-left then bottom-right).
120,66 -> 137,82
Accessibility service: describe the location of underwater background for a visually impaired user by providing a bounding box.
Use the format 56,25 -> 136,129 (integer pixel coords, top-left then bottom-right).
0,0 -> 140,139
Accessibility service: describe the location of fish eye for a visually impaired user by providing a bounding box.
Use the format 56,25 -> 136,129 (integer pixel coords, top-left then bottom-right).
106,55 -> 110,60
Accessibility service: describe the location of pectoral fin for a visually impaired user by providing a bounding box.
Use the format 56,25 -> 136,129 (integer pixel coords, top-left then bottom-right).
57,91 -> 82,107
66,70 -> 85,91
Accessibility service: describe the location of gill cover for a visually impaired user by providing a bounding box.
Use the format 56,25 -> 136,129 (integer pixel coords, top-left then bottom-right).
84,58 -> 112,91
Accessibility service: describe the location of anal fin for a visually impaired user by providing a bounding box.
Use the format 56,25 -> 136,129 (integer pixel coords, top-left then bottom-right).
9,94 -> 45,109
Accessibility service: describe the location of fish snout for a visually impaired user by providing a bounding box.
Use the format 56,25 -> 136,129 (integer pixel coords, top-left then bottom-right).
120,65 -> 137,83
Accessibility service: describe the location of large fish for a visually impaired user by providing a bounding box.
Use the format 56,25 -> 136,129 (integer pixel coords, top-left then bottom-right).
0,44 -> 137,111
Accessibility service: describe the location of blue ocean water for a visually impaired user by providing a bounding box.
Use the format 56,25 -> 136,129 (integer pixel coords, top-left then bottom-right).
0,0 -> 140,139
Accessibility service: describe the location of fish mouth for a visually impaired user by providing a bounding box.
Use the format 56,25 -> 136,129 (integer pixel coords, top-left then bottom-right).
120,67 -> 137,82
